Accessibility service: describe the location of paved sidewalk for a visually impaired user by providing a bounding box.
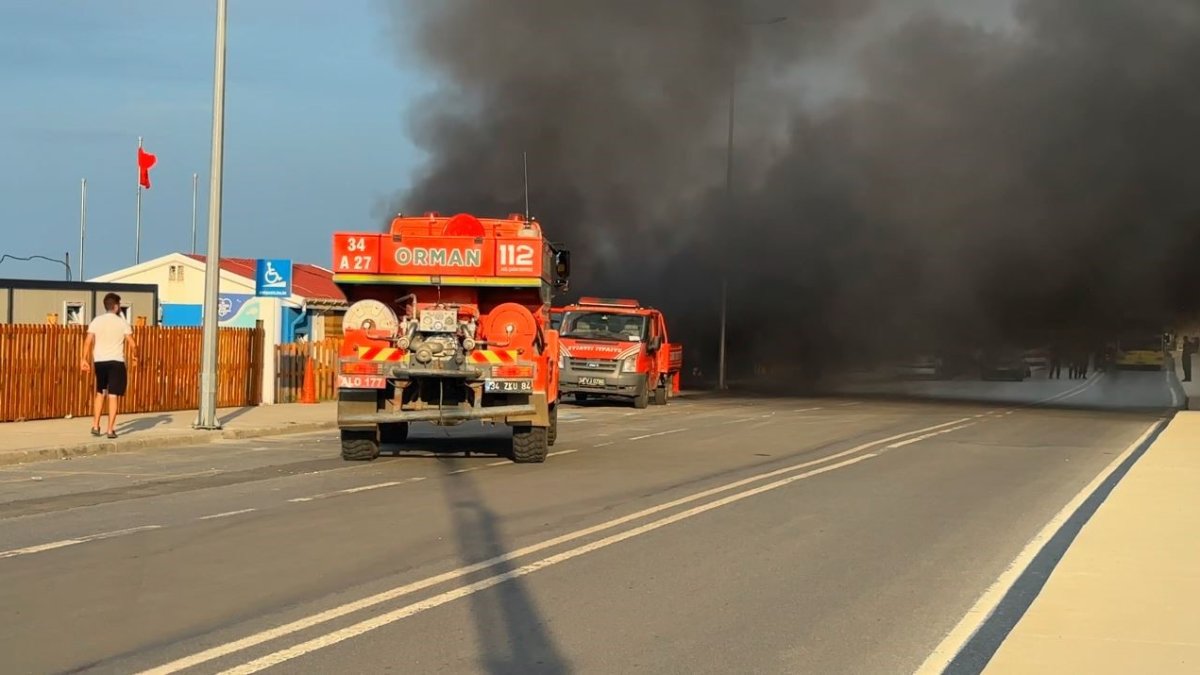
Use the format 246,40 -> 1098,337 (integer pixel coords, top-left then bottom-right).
0,402 -> 337,467
985,411 -> 1200,673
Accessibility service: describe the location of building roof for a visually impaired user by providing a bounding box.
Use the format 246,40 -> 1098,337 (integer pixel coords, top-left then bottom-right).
185,255 -> 345,305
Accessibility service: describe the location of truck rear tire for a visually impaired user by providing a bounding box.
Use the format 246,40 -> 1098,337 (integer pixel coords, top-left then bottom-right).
652,384 -> 668,406
547,405 -> 559,446
380,422 -> 409,445
633,378 -> 650,409
340,428 -> 380,461
512,425 -> 549,463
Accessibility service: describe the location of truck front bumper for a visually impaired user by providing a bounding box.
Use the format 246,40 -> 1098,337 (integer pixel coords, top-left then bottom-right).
558,368 -> 644,397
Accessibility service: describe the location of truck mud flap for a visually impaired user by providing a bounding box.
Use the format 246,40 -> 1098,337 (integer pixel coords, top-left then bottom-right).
338,389 -> 379,430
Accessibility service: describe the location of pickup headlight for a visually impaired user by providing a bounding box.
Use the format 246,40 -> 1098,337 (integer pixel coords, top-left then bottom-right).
621,356 -> 638,373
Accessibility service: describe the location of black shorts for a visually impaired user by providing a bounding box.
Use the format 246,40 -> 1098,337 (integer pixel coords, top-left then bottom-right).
94,361 -> 128,396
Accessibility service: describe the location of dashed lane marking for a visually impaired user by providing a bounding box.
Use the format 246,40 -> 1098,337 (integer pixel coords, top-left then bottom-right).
629,429 -> 687,441
0,525 -> 163,560
287,478 -> 426,503
198,509 -> 257,521
885,423 -> 978,449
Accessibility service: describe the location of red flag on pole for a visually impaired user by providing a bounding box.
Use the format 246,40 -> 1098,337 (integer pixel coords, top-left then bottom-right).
138,146 -> 157,189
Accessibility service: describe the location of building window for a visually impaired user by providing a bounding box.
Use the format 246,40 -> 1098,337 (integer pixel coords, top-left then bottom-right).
119,304 -> 132,322
63,302 -> 85,326
169,265 -> 185,282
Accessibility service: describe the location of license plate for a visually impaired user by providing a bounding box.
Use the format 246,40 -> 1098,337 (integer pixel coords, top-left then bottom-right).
337,374 -> 386,389
485,380 -> 533,393
578,377 -> 606,387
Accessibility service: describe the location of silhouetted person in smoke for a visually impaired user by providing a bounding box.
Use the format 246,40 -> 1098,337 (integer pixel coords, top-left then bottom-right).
1049,348 -> 1062,380
1183,337 -> 1195,382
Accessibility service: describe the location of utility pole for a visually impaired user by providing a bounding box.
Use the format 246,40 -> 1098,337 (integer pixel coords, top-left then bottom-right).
718,15 -> 787,392
196,0 -> 228,430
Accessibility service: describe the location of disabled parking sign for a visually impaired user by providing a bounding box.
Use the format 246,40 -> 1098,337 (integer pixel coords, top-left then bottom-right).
255,259 -> 292,297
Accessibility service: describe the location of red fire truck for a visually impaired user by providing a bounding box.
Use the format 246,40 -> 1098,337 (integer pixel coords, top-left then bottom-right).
331,212 -> 570,463
557,298 -> 682,408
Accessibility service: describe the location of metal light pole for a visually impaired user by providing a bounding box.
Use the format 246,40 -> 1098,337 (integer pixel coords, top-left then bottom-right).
718,16 -> 786,391
79,178 -> 87,281
196,0 -> 228,430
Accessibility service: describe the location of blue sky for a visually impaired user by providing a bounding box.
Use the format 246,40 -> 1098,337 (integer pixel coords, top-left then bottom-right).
0,0 -> 430,281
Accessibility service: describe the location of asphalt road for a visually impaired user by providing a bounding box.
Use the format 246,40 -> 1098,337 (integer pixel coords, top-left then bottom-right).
0,370 -> 1177,674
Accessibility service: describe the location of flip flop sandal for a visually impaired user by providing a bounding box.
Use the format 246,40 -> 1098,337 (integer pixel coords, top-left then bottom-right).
106,431 -> 118,440
90,428 -> 102,437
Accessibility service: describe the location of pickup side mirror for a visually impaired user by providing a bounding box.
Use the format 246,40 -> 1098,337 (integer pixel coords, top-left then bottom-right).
553,249 -> 571,290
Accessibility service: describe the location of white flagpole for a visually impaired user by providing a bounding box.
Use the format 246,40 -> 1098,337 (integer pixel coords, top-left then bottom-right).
79,178 -> 87,281
191,172 -> 199,254
135,136 -> 143,264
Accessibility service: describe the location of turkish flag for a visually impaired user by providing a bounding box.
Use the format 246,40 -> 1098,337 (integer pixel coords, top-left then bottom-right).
138,146 -> 157,189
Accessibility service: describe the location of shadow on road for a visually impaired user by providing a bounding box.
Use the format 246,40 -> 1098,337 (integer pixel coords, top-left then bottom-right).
384,430 -> 512,460
438,456 -> 573,675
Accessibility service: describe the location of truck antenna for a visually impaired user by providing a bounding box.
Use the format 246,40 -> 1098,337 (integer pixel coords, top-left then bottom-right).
523,151 -> 531,226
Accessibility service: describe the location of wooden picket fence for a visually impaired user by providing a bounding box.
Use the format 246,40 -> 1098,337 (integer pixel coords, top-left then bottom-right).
275,338 -> 343,403
0,324 -> 264,423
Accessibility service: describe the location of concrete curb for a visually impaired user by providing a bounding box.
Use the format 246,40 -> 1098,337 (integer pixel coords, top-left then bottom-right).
0,420 -> 338,468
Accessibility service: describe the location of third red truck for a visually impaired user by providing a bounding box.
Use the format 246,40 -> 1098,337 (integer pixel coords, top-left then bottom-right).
556,297 -> 682,408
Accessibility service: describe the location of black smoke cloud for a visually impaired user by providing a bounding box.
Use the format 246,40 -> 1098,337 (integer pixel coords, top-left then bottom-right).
383,0 -> 1200,375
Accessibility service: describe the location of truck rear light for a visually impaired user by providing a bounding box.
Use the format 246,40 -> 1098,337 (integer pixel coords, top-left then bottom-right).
493,365 -> 533,379
342,361 -> 380,375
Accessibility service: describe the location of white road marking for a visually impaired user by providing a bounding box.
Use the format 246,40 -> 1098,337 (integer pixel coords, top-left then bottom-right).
914,418 -> 1165,675
549,449 -> 579,457
837,401 -> 863,407
138,415 -> 976,675
288,478 -> 426,503
215,455 -> 880,674
340,481 -> 413,494
886,423 -> 977,449
198,509 -> 257,521
593,441 -> 615,448
792,407 -> 824,413
1035,373 -> 1104,405
629,428 -> 687,441
0,525 -> 162,560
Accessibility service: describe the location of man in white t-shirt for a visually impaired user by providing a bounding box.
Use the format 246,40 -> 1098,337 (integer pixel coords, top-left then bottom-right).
80,293 -> 139,438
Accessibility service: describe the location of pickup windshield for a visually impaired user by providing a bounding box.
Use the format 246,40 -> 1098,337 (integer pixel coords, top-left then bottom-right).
561,311 -> 647,342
